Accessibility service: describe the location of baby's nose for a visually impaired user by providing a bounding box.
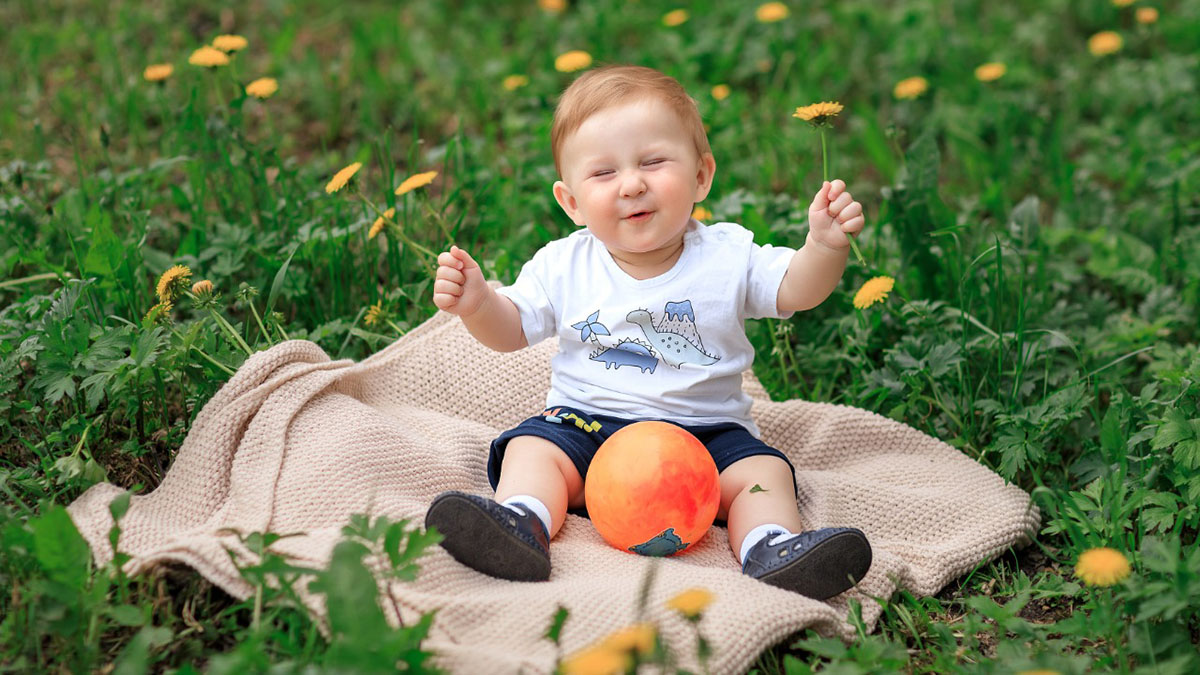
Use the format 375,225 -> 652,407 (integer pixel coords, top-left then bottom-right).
620,175 -> 647,197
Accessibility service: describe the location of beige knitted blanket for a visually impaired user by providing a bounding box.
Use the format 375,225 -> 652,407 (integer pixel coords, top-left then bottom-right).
68,309 -> 1039,674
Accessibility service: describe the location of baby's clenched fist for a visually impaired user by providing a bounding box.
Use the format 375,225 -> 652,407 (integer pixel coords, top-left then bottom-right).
432,245 -> 489,317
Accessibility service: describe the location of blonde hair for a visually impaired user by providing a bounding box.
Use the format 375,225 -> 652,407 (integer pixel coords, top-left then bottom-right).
551,65 -> 711,177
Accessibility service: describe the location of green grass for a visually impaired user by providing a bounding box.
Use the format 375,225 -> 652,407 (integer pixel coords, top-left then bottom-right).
2,0 -> 1199,672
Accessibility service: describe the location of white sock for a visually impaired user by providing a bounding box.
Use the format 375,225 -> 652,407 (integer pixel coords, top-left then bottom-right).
739,523 -> 796,565
500,495 -> 553,536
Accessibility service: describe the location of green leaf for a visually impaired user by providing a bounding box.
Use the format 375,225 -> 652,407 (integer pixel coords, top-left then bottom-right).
112,625 -> 172,675
82,207 -> 124,278
30,504 -> 91,589
749,484 -> 767,493
544,605 -> 569,644
1152,409 -> 1200,469
265,243 -> 299,316
106,604 -> 145,627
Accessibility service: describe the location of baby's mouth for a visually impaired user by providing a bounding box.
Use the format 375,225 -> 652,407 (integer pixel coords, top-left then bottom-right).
625,210 -> 654,222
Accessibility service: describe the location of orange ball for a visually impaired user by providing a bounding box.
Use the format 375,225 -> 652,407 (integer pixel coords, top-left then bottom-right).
585,421 -> 720,556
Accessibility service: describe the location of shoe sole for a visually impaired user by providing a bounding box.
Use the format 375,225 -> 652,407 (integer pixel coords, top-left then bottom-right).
425,493 -> 551,582
758,530 -> 872,601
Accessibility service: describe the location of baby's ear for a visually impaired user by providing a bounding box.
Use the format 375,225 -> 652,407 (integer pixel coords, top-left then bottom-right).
694,153 -> 716,202
552,180 -> 586,226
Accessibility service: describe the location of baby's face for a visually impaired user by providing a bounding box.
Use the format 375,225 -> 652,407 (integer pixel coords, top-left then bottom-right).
552,97 -> 714,264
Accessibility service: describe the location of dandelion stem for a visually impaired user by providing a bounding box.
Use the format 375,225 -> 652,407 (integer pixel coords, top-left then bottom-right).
172,329 -> 236,376
247,301 -> 272,346
386,319 -> 406,336
820,129 -> 828,183
208,309 -> 254,356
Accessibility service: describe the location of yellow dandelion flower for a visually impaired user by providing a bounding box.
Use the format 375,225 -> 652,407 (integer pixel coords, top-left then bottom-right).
600,622 -> 656,655
974,62 -> 1007,82
555,50 -> 593,73
369,208 -> 395,239
212,34 -> 248,52
1087,31 -> 1123,56
560,644 -> 629,675
143,63 -> 173,82
666,588 -> 714,618
143,300 -> 173,325
325,162 -> 363,194
692,206 -> 712,221
1136,7 -> 1158,24
395,170 -> 438,196
245,77 -> 279,99
852,275 -> 895,310
538,0 -> 566,13
188,46 -> 230,68
1075,547 -> 1132,587
756,2 -> 789,22
191,279 -> 214,296
792,101 -> 843,127
1111,0 -> 1134,6
662,9 -> 689,26
711,84 -> 730,101
893,76 -> 928,100
502,74 -> 529,91
156,265 -> 192,302
364,301 -> 385,328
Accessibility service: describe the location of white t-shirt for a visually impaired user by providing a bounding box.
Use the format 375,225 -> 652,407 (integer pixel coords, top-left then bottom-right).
496,219 -> 796,437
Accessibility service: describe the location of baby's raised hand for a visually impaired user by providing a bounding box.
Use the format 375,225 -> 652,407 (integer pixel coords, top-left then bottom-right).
433,245 -> 489,317
807,179 -> 865,252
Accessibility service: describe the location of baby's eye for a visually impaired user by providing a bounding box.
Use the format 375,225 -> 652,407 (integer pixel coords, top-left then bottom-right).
591,170 -> 613,177
643,159 -> 665,166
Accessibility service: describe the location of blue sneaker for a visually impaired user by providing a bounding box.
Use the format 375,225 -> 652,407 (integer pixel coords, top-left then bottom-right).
425,491 -> 551,582
742,527 -> 872,600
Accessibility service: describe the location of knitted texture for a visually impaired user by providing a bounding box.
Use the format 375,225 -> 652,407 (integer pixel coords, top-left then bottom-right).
67,309 -> 1040,674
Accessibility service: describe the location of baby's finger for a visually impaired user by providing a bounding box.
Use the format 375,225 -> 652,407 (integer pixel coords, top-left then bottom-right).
432,292 -> 458,311
828,192 -> 854,216
828,179 -> 846,201
451,245 -> 480,270
433,278 -> 464,297
840,215 -> 865,235
438,251 -> 462,269
436,266 -> 466,285
836,201 -> 863,223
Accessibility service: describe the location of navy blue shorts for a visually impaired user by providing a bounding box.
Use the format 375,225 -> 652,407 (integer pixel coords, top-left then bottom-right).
487,406 -> 798,498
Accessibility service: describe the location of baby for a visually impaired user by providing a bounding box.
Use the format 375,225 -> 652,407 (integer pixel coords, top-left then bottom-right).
425,65 -> 871,600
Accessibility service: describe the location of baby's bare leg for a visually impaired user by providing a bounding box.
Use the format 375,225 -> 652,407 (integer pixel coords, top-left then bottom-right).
718,455 -> 805,556
494,435 -> 585,537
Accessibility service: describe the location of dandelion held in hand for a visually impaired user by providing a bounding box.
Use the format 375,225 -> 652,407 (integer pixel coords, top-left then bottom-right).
156,265 -> 192,302
794,100 -> 865,265
1075,547 -> 1131,586
852,276 -> 894,309
793,101 -> 843,128
325,162 -> 362,194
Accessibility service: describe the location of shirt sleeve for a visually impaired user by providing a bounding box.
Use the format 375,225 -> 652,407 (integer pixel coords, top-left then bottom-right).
744,240 -> 797,320
495,245 -> 557,346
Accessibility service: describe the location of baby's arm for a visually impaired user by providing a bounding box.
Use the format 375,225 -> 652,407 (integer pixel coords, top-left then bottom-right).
433,246 -> 529,352
776,180 -> 864,313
